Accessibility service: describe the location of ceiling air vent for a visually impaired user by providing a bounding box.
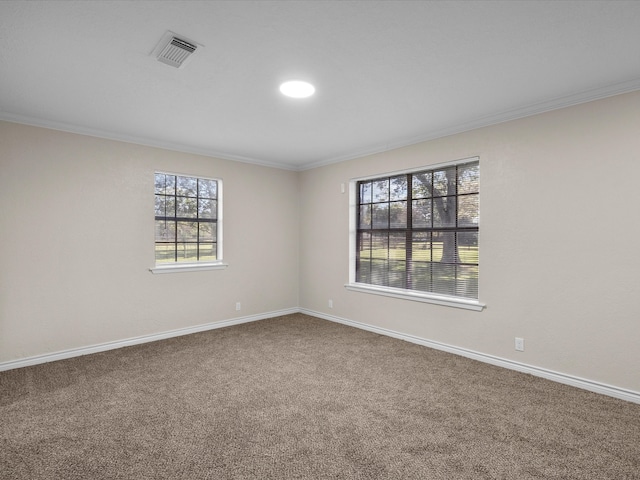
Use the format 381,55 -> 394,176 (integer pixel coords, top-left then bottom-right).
152,31 -> 201,69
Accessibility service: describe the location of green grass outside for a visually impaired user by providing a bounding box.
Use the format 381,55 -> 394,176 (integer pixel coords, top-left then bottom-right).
359,243 -> 478,264
155,244 -> 217,263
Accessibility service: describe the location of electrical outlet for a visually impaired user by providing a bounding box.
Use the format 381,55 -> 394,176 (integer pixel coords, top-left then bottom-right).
515,337 -> 524,351
236,302 -> 241,311
328,299 -> 333,309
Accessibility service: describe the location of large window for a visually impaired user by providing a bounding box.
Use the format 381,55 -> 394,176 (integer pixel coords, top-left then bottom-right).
154,172 -> 221,266
351,158 -> 480,308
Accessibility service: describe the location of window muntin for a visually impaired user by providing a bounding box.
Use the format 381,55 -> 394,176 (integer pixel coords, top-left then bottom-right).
355,160 -> 479,300
154,173 -> 220,265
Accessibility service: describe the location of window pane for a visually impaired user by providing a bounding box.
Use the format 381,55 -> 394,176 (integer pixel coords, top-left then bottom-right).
154,173 -> 165,194
198,179 -> 217,199
199,243 -> 217,261
389,201 -> 407,228
372,179 -> 389,202
356,232 -> 373,281
177,222 -> 198,242
456,265 -> 479,298
155,195 -> 175,217
412,199 -> 431,228
155,173 -> 175,195
370,259 -> 389,286
458,163 -> 479,194
357,259 -> 372,284
458,194 -> 479,227
458,232 -> 478,264
411,232 -> 431,261
155,173 -> 222,266
371,232 -> 388,259
176,243 -> 198,262
155,220 -> 175,242
432,167 -> 456,197
408,261 -> 431,292
176,196 -> 198,218
432,263 -> 457,296
389,232 -> 406,260
359,182 -> 372,204
390,175 -> 407,201
177,176 -> 197,197
199,198 -> 216,219
199,222 -> 215,242
359,205 -> 371,229
155,244 -> 175,263
433,197 -> 456,227
358,232 -> 372,260
432,231 -> 457,263
154,195 -> 166,217
388,260 -> 407,288
354,160 -> 478,300
412,172 -> 432,199
372,203 -> 389,229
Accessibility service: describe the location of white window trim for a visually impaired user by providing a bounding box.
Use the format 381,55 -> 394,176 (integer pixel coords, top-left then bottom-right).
344,282 -> 485,311
151,171 -> 226,273
346,156 -> 484,311
150,262 -> 229,274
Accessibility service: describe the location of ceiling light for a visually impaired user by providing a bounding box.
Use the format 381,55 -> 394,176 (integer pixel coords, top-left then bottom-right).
279,80 -> 315,98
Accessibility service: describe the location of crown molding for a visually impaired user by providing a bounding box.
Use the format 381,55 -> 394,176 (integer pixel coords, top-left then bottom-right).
300,78 -> 640,171
0,112 -> 297,171
3,78 -> 639,172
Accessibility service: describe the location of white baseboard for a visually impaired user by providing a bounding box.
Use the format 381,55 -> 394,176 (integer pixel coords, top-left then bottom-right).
301,308 -> 640,405
3,307 -> 639,405
0,308 -> 298,372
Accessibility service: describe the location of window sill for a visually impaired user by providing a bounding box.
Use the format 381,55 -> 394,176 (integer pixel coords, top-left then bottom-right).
344,283 -> 485,311
149,262 -> 229,274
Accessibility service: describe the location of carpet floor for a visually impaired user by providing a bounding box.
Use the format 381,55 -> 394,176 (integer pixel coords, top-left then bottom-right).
1,313 -> 639,479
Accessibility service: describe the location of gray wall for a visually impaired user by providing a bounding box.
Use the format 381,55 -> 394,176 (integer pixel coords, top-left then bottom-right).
299,91 -> 640,393
0,122 -> 299,361
2,90 -> 639,395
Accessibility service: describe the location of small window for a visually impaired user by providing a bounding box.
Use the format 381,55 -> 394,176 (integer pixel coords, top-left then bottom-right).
349,158 -> 481,309
154,172 -> 222,267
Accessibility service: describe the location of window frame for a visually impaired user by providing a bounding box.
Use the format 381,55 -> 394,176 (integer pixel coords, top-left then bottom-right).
346,157 -> 485,311
150,171 -> 228,274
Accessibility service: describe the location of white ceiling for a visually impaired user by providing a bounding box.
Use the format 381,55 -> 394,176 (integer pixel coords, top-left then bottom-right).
1,0 -> 640,170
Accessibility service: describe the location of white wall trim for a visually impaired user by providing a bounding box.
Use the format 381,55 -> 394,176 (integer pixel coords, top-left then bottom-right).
149,262 -> 229,274
0,308 -> 298,372
345,283 -> 485,311
3,306 -> 639,405
301,79 -> 640,171
0,112 -> 296,171
3,79 -> 640,173
300,308 -> 640,405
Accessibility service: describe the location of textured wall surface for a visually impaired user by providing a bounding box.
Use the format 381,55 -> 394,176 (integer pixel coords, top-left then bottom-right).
0,122 -> 299,362
2,90 -> 640,395
299,91 -> 640,393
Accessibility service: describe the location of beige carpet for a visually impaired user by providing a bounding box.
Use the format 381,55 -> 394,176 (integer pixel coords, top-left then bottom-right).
1,313 -> 639,479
